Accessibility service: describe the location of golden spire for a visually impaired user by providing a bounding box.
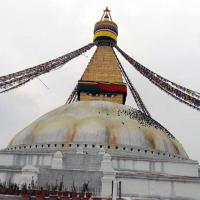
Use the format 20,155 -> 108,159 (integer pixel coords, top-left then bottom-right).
77,9 -> 127,104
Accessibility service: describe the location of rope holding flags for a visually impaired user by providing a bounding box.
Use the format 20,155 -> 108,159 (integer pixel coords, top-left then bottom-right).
115,45 -> 200,111
0,43 -> 95,93
1,39 -> 200,113
66,85 -> 78,104
113,49 -> 151,117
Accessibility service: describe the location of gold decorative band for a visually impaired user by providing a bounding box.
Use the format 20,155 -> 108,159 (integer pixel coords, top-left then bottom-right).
93,30 -> 117,42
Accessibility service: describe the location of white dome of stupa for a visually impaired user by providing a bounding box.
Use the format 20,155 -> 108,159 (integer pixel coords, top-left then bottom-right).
8,101 -> 188,158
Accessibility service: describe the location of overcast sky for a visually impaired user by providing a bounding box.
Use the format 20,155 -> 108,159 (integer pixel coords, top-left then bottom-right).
0,0 -> 200,162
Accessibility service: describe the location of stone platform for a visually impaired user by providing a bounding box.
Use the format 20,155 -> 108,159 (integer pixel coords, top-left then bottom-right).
0,142 -> 199,199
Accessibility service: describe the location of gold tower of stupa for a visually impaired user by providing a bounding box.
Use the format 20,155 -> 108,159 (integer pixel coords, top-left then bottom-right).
77,7 -> 127,104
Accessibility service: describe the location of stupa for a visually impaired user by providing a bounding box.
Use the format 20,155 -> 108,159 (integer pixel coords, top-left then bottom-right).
0,8 -> 200,200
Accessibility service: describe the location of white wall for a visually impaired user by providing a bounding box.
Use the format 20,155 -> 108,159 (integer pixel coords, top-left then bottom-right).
112,158 -> 199,177
0,154 -> 14,166
164,162 -> 199,177
118,177 -> 200,199
0,153 -> 52,167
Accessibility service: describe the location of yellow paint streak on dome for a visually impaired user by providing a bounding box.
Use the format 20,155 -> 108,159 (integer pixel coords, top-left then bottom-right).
107,126 -> 118,145
30,117 -> 77,144
66,132 -> 76,143
143,130 -> 156,149
170,139 -> 181,155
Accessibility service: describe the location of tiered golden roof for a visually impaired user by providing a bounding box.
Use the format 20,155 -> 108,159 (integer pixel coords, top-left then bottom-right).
78,8 -> 126,104
80,46 -> 124,104
82,46 -> 122,82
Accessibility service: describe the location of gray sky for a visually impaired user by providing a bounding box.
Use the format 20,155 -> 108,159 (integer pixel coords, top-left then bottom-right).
0,0 -> 200,162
